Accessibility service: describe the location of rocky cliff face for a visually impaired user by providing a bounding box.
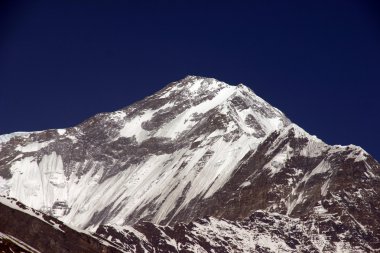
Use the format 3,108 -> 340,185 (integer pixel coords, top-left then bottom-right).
0,76 -> 379,252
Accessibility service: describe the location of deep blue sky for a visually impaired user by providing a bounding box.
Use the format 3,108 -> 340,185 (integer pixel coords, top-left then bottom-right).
1,1 -> 379,159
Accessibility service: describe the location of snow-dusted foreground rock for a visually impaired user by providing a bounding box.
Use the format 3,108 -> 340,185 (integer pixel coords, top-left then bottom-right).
96,210 -> 376,253
0,76 -> 379,252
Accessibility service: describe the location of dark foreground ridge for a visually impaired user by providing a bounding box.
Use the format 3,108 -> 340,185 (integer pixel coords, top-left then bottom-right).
0,196 -> 123,253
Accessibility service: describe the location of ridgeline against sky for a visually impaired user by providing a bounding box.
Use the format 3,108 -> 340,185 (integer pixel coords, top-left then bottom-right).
0,0 -> 379,159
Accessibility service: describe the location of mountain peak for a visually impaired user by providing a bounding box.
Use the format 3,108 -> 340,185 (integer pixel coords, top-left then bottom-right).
160,76 -> 262,105
168,75 -> 231,94
116,76 -> 290,143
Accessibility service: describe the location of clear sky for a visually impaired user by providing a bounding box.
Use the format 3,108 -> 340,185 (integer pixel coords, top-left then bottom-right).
1,1 -> 379,159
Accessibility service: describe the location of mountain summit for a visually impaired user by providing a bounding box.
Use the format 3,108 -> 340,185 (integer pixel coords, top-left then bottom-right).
0,76 -> 379,252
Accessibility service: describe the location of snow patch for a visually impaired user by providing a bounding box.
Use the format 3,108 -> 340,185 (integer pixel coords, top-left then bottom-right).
16,140 -> 53,153
119,109 -> 156,142
321,179 -> 330,196
57,129 -> 66,135
240,181 -> 251,188
0,132 -> 31,144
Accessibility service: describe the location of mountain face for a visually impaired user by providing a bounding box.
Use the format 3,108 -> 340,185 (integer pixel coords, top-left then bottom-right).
0,76 -> 290,229
0,76 -> 379,252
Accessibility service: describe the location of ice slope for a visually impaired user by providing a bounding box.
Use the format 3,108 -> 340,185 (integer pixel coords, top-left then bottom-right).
4,152 -> 67,211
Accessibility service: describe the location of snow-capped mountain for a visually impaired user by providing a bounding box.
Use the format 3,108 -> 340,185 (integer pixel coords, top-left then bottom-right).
0,76 -> 289,229
0,76 -> 379,252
